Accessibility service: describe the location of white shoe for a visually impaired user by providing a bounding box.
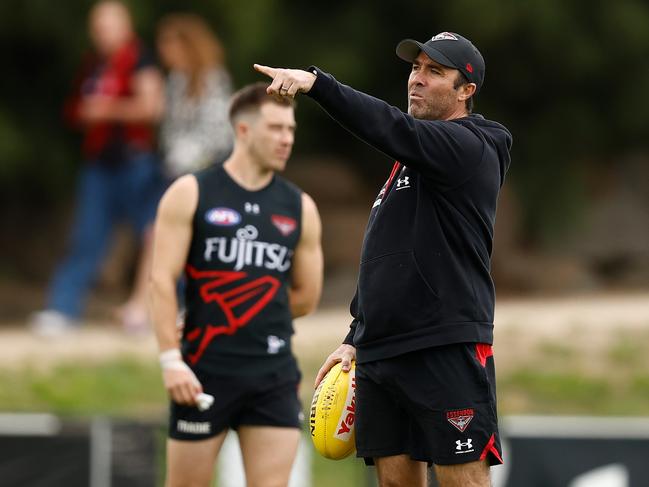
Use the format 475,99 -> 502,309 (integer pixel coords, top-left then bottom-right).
29,310 -> 77,337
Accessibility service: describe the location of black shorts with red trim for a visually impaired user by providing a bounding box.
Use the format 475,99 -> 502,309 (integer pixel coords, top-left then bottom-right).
168,367 -> 303,441
355,343 -> 503,466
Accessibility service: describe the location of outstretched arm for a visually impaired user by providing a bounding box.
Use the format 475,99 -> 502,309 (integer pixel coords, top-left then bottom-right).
289,192 -> 323,318
254,63 -> 485,187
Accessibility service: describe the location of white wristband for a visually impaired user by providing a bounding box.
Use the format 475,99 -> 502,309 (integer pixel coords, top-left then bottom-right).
159,349 -> 188,371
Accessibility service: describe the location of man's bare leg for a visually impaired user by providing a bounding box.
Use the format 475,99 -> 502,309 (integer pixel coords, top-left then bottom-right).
433,459 -> 491,487
166,431 -> 227,487
375,454 -> 427,487
238,426 -> 300,487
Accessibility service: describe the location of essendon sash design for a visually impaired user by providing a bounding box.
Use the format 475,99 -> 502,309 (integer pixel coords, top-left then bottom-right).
185,265 -> 280,365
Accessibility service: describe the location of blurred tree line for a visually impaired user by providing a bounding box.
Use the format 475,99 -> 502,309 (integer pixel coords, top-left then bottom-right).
1,0 -> 648,280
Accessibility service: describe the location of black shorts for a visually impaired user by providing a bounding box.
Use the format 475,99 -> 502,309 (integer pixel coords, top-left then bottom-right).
355,343 -> 503,466
168,367 -> 303,441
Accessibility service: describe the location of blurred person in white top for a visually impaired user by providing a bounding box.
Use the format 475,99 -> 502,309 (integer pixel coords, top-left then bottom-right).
157,13 -> 233,178
118,14 -> 234,331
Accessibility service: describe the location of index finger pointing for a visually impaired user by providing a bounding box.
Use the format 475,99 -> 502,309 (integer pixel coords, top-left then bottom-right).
253,64 -> 277,78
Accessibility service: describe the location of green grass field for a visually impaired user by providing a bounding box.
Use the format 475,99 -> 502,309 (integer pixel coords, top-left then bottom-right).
1,330 -> 649,486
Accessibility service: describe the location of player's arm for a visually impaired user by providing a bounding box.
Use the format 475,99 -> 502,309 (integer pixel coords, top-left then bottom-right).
288,192 -> 323,318
149,175 -> 202,405
79,67 -> 164,124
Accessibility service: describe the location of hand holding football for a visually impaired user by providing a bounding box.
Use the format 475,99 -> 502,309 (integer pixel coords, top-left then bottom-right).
310,361 -> 357,460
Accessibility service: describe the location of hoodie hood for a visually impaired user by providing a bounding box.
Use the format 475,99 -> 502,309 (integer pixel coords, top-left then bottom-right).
467,114 -> 512,186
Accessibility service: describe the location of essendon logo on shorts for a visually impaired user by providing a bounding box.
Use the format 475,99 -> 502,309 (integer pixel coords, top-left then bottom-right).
446,408 -> 474,432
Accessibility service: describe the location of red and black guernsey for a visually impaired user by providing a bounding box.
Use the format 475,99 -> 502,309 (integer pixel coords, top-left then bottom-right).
182,164 -> 302,376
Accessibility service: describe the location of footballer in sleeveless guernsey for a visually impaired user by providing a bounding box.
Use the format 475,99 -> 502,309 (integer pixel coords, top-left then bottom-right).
150,83 -> 323,487
183,163 -> 302,376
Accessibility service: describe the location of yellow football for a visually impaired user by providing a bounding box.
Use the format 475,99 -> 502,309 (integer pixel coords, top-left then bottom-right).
309,361 -> 356,460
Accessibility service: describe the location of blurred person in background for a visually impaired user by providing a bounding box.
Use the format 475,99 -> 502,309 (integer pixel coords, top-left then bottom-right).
30,0 -> 164,336
156,13 -> 233,179
116,13 -> 234,332
149,83 -> 323,487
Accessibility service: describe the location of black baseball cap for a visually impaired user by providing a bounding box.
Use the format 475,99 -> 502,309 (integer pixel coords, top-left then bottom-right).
396,32 -> 485,92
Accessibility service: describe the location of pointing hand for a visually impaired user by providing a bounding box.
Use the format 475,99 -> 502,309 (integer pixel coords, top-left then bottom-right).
254,64 -> 316,98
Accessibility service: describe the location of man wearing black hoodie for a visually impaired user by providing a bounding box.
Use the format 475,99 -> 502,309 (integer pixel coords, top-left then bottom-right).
256,31 -> 512,487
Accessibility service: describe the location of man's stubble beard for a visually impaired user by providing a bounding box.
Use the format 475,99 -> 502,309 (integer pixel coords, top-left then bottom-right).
408,102 -> 442,121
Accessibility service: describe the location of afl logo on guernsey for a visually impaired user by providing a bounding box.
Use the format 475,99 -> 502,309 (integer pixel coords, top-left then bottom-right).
205,207 -> 241,226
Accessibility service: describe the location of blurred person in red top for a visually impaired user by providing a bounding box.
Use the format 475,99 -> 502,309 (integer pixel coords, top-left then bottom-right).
30,0 -> 164,336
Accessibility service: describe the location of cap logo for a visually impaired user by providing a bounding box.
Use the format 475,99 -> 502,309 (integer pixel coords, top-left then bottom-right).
430,32 -> 458,42
466,63 -> 474,73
